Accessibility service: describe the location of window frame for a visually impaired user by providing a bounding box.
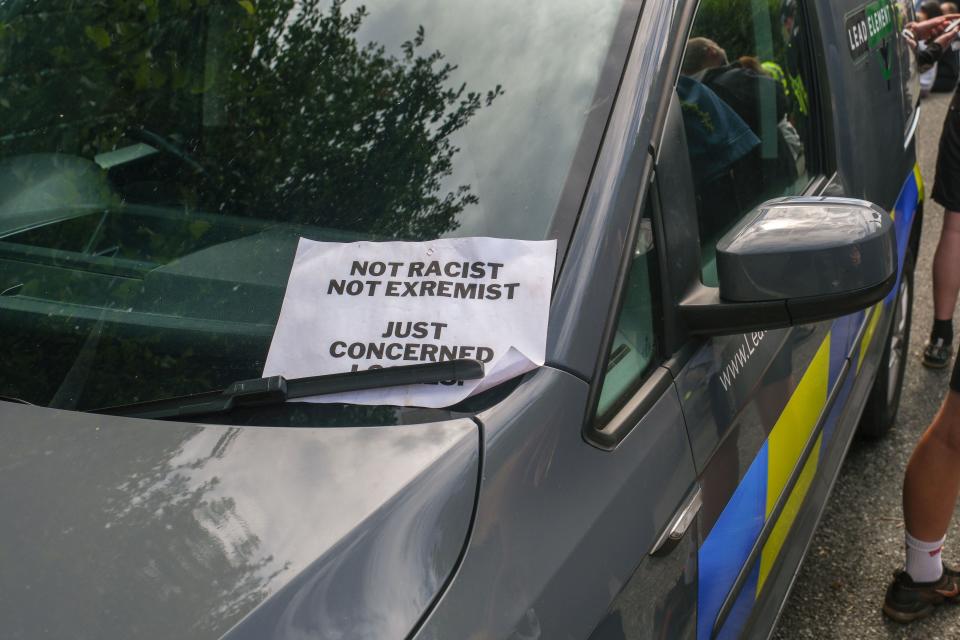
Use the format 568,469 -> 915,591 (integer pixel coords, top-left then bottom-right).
589,189 -> 667,431
677,0 -> 831,287
583,0 -> 837,449
581,0 -> 697,450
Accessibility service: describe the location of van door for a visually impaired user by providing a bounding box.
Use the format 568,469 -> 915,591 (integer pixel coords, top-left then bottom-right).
810,0 -> 924,436
658,1 -> 851,638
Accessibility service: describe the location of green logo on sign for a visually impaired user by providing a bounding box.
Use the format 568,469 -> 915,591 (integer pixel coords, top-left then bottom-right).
866,0 -> 893,48
846,0 -> 897,81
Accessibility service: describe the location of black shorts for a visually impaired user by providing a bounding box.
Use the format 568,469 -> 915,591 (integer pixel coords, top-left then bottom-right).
933,91 -> 960,213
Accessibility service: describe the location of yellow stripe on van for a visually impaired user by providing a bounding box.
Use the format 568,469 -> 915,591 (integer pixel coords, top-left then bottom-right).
757,335 -> 829,592
858,303 -> 882,373
914,163 -> 924,203
758,433 -> 823,592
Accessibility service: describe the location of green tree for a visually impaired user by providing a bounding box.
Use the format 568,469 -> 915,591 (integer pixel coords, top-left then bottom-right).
2,0 -> 502,240
690,0 -> 788,63
0,0 -> 503,408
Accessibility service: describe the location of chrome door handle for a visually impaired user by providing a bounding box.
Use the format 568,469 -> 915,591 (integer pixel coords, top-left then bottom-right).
650,485 -> 702,557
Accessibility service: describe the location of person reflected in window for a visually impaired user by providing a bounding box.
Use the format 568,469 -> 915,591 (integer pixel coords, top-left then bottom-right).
740,55 -> 805,176
676,52 -> 760,252
675,76 -> 759,190
681,37 -> 798,236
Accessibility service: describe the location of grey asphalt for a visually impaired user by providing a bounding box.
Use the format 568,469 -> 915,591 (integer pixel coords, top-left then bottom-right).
773,91 -> 960,639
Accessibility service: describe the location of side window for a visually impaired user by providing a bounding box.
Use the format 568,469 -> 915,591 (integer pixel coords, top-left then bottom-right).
678,0 -> 816,285
595,201 -> 659,421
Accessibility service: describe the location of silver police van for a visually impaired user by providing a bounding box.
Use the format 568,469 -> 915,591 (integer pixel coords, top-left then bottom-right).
0,0 -> 923,638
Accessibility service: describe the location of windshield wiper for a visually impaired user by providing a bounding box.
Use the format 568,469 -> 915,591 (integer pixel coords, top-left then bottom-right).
92,359 -> 484,420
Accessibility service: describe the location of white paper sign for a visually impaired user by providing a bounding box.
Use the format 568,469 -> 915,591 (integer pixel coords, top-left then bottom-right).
262,237 -> 557,407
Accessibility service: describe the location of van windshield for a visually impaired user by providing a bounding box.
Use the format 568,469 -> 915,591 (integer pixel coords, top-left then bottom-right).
0,0 -> 628,410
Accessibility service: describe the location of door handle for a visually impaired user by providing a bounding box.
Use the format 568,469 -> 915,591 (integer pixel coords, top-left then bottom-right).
650,485 -> 701,557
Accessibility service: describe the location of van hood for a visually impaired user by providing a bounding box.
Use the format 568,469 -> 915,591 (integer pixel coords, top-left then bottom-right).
0,402 -> 478,640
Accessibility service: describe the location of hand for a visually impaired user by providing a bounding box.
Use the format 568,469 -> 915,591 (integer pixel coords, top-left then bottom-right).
904,30 -> 918,51
907,14 -> 960,41
935,26 -> 959,49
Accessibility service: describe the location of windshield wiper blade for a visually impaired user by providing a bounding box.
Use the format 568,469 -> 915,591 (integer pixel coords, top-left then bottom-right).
92,359 -> 484,421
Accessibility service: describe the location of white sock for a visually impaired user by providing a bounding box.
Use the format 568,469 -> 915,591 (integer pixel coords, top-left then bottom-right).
906,531 -> 946,583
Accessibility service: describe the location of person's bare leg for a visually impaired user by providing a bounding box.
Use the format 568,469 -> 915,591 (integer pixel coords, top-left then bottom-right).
932,212 -> 960,323
884,392 -> 960,622
903,391 -> 960,542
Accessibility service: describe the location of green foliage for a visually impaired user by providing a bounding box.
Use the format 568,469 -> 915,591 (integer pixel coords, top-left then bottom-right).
691,0 -> 787,63
3,0 -> 501,239
187,0 -> 504,239
83,25 -> 111,50
0,0 -> 504,410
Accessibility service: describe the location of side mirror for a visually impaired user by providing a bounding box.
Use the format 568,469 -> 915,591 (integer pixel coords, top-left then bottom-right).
679,197 -> 897,336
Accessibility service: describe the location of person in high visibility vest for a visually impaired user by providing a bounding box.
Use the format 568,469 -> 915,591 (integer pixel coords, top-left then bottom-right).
761,60 -> 809,117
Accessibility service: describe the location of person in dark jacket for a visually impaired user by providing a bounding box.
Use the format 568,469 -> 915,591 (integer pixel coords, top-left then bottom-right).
919,11 -> 960,369
682,38 -> 799,206
938,4 -> 960,92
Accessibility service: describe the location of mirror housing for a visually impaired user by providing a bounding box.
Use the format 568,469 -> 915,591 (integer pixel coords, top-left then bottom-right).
680,197 -> 897,336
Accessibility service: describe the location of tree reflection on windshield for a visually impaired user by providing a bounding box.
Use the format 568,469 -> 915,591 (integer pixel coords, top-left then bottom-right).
3,0 -> 501,240
0,0 -> 503,409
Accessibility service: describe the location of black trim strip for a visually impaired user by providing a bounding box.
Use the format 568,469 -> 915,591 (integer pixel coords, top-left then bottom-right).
711,358 -> 851,639
679,271 -> 896,337
849,302 -> 879,362
583,0 -> 698,449
587,365 -> 674,450
581,162 -> 657,446
786,272 -> 896,325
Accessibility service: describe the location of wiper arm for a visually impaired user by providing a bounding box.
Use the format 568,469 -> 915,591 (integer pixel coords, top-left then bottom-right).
92,359 -> 484,421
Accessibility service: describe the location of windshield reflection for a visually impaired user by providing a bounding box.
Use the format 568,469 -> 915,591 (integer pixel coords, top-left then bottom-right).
4,0 -> 498,240
0,0 -> 628,409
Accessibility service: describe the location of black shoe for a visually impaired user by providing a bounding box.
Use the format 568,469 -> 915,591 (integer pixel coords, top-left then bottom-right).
923,339 -> 953,369
883,565 -> 960,624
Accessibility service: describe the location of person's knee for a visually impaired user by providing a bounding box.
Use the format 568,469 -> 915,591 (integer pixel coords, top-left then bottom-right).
943,211 -> 960,233
929,391 -> 960,450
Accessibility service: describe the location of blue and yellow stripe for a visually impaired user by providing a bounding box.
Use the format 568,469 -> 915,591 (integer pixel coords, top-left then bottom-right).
696,166 -> 922,640
697,336 -> 831,640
